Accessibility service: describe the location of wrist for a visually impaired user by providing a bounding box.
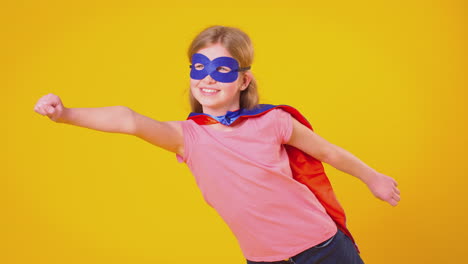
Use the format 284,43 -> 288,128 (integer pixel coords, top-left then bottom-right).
360,170 -> 380,186
57,107 -> 71,123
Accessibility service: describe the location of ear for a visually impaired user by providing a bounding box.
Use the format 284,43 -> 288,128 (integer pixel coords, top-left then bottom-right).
240,71 -> 253,91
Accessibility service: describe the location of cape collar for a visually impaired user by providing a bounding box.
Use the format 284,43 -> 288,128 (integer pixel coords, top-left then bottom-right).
195,109 -> 244,126
187,104 -> 280,126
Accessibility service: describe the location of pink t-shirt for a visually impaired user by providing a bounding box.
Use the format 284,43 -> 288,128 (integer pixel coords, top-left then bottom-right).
177,109 -> 337,261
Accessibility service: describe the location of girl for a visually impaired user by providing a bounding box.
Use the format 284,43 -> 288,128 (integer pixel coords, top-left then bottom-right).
34,25 -> 400,264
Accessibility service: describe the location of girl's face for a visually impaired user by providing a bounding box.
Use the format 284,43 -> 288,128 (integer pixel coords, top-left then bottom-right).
190,43 -> 250,116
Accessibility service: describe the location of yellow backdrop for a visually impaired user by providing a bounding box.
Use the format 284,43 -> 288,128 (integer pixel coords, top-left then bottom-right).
3,0 -> 467,263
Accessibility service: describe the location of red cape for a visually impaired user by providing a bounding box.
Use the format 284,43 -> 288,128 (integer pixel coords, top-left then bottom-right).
187,104 -> 358,252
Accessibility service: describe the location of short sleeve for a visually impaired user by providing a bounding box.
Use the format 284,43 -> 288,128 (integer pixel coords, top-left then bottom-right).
273,109 -> 293,144
175,120 -> 197,163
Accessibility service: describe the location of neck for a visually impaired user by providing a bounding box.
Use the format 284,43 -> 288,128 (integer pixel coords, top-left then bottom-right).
202,105 -> 241,117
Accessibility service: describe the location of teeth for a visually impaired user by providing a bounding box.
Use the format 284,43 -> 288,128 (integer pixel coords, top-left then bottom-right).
202,88 -> 218,93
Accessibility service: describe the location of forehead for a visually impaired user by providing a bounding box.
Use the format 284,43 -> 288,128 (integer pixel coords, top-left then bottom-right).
196,43 -> 233,61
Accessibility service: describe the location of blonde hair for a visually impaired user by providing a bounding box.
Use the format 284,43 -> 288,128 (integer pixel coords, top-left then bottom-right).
187,25 -> 259,113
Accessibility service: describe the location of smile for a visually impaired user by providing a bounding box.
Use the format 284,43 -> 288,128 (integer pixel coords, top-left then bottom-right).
200,88 -> 220,95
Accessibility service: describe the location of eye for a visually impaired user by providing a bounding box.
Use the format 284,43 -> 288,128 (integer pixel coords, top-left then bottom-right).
194,63 -> 204,70
216,66 -> 232,73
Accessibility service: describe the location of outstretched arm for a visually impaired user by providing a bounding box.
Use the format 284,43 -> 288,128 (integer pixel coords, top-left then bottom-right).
286,118 -> 400,206
34,93 -> 184,156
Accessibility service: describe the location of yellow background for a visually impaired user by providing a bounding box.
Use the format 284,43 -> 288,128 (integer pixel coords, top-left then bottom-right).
3,0 -> 467,263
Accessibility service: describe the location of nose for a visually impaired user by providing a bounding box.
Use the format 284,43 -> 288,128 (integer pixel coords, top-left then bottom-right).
201,74 -> 216,84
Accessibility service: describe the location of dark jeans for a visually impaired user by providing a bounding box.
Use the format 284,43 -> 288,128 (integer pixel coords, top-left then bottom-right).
246,230 -> 364,264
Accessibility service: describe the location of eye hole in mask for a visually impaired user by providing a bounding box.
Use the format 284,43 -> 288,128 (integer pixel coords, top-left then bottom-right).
193,63 -> 204,70
216,66 -> 232,73
189,53 -> 250,83
193,63 -> 232,73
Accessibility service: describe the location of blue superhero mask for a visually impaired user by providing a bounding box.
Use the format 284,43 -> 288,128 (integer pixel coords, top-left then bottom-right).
189,53 -> 251,83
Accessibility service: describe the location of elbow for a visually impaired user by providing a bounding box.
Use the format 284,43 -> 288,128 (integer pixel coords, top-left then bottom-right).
119,106 -> 136,135
319,145 -> 339,165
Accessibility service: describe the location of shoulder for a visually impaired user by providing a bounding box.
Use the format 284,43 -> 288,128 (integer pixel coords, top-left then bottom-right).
178,119 -> 200,129
249,106 -> 292,120
262,107 -> 293,123
244,107 -> 293,143
178,119 -> 203,137
243,106 -> 294,129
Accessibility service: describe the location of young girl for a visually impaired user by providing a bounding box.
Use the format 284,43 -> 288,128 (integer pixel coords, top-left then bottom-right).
34,25 -> 400,264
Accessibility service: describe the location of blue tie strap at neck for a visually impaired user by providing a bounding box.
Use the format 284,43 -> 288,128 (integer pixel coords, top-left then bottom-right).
207,109 -> 243,126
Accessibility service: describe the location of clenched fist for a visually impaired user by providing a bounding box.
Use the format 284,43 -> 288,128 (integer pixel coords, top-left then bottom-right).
34,93 -> 66,122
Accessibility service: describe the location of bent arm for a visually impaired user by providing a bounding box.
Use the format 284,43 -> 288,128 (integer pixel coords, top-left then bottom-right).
286,118 -> 400,206
287,118 -> 377,183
